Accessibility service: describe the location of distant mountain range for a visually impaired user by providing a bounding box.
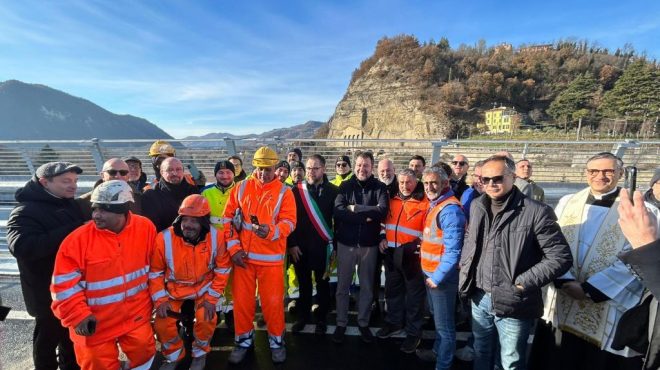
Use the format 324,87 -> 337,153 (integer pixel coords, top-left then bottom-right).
0,80 -> 172,140
182,120 -> 325,141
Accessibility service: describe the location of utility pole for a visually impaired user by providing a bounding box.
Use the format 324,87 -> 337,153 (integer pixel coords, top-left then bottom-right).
576,117 -> 582,141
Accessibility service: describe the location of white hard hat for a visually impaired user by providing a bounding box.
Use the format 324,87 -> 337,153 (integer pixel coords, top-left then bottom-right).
91,180 -> 134,205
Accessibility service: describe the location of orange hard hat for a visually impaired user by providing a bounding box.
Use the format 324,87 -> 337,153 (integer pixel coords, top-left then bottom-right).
178,194 -> 210,217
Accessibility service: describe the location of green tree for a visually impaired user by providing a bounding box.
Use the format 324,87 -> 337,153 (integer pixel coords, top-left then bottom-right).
601,60 -> 660,118
547,73 -> 598,130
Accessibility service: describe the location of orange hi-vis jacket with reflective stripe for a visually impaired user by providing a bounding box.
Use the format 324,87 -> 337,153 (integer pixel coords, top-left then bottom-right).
51,213 -> 156,346
148,226 -> 231,308
384,195 -> 429,248
222,174 -> 296,266
420,196 -> 461,275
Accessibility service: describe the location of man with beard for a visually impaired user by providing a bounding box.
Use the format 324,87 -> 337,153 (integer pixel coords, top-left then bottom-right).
275,161 -> 290,184
378,158 -> 397,197
150,195 -> 231,370
288,154 -> 338,335
8,162 -> 84,370
333,151 -> 388,344
286,160 -> 305,186
201,160 -> 238,330
145,140 -> 205,191
223,146 -> 296,364
142,157 -> 199,232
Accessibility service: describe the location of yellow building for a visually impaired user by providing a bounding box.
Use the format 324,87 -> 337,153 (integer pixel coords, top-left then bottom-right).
484,107 -> 521,133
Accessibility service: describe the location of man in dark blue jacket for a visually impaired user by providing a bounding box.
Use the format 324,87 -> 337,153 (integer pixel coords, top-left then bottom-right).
332,151 -> 388,344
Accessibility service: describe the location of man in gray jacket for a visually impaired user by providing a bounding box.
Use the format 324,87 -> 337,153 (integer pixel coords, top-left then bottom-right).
458,155 -> 572,370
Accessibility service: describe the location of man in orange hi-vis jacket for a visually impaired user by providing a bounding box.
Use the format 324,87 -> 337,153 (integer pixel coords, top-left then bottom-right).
222,146 -> 296,364
149,194 -> 231,370
51,180 -> 156,370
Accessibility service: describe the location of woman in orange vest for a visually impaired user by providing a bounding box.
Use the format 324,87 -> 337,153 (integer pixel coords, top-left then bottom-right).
51,180 -> 157,370
417,166 -> 466,370
149,194 -> 231,370
222,146 -> 297,364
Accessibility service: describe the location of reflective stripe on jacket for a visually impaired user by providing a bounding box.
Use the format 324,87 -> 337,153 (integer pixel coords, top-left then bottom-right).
149,226 -> 231,307
421,195 -> 462,279
222,174 -> 296,266
50,213 -> 156,346
384,195 -> 428,248
201,183 -> 235,228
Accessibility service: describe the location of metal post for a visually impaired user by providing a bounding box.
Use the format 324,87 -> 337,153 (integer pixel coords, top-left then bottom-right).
613,139 -> 639,160
20,149 -> 35,176
224,138 -> 237,156
522,143 -> 529,159
430,140 -> 449,165
90,138 -> 105,172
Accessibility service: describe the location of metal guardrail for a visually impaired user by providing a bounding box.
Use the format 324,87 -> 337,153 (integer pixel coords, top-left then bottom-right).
1,137 -> 658,272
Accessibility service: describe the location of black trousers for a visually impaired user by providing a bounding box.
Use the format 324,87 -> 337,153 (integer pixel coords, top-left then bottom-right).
383,247 -> 426,337
33,311 -> 79,370
293,259 -> 330,323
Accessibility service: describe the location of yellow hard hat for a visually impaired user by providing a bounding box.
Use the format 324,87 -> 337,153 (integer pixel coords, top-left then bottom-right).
252,146 -> 279,168
148,140 -> 176,157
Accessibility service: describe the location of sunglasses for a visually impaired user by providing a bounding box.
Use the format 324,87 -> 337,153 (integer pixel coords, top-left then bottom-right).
481,175 -> 506,185
336,162 -> 349,168
105,169 -> 129,176
452,161 -> 467,166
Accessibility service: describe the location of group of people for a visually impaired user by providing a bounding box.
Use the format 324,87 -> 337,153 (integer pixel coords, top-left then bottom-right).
6,139 -> 660,370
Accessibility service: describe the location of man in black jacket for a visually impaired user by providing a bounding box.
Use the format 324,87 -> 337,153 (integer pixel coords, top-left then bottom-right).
287,154 -> 338,335
7,162 -> 84,370
333,151 -> 388,344
141,157 -> 199,232
458,155 -> 571,370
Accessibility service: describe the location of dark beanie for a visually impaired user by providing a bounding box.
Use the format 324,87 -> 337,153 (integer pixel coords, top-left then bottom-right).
650,168 -> 660,188
214,160 -> 235,175
288,148 -> 303,161
276,160 -> 290,172
336,155 -> 351,168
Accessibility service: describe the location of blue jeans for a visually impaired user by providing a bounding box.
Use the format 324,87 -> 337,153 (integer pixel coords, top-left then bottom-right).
426,277 -> 458,370
471,290 -> 533,370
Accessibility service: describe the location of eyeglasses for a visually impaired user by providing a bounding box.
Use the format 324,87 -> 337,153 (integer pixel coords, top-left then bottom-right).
586,169 -> 616,177
105,169 -> 129,176
306,167 -> 322,171
336,162 -> 349,168
452,161 -> 467,166
481,175 -> 506,185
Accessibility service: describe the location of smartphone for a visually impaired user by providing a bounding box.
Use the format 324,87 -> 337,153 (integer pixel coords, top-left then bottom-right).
624,166 -> 637,201
87,319 -> 96,335
250,215 -> 260,225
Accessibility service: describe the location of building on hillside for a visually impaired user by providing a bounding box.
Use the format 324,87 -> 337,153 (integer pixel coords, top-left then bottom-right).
494,43 -> 513,54
482,106 -> 524,134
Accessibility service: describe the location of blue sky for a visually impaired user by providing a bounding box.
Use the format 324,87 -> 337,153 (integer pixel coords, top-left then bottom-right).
1,0 -> 658,138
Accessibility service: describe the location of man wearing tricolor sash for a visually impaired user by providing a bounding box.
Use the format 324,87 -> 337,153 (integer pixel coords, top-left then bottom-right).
287,154 -> 339,335
540,152 -> 660,370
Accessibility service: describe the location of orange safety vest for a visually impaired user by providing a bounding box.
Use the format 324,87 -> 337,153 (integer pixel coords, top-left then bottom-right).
420,196 -> 461,275
384,195 -> 429,248
51,213 -> 156,346
149,226 -> 231,308
222,174 -> 296,266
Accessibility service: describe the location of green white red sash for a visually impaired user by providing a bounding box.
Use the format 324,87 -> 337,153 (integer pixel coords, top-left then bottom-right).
297,182 -> 333,242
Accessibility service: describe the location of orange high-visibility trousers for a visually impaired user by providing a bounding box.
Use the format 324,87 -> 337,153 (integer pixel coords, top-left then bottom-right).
234,263 -> 285,348
73,321 -> 155,370
153,298 -> 218,362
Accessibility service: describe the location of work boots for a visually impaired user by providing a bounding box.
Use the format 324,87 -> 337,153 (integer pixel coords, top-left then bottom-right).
190,355 -> 207,370
271,346 -> 287,363
228,346 -> 252,364
158,360 -> 178,370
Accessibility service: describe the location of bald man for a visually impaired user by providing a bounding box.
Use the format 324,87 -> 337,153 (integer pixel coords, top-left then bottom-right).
450,154 -> 470,198
77,158 -> 143,219
141,157 -> 199,231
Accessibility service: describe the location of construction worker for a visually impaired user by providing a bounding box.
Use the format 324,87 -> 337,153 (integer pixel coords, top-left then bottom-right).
223,146 -> 297,364
149,194 -> 231,370
330,155 -> 354,186
376,168 -> 429,354
51,180 -> 157,370
201,160 -> 237,330
78,158 -> 142,219
142,157 -> 199,232
275,161 -> 290,184
145,140 -> 204,191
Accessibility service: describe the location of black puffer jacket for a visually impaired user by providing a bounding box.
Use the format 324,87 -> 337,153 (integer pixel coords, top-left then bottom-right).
334,175 -> 388,247
459,186 -> 572,319
141,179 -> 199,232
7,178 -> 85,317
